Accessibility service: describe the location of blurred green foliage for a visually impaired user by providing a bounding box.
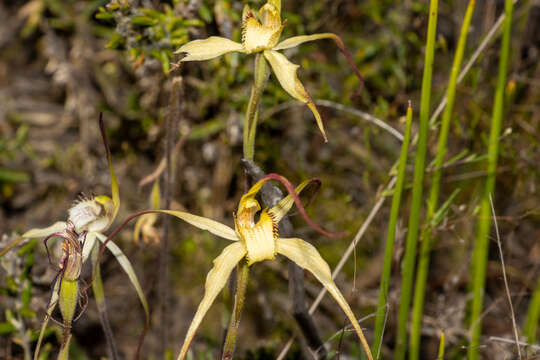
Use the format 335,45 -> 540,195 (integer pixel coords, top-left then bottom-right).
97,1 -> 204,74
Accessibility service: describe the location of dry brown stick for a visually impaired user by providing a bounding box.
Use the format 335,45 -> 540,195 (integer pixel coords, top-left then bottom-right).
241,159 -> 327,359
489,195 -> 521,359
160,77 -> 183,354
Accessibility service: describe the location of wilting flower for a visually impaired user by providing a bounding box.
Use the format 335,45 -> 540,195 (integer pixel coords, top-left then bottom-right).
143,173 -> 373,360
175,0 -> 355,142
21,116 -> 149,358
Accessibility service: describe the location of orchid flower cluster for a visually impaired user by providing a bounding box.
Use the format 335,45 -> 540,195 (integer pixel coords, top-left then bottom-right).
19,116 -> 149,360
2,1 -> 375,359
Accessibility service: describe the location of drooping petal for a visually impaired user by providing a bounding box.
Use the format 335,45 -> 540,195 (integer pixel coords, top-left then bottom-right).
268,179 -> 316,223
263,50 -> 327,141
276,237 -> 374,360
82,231 -> 97,262
176,242 -> 247,360
22,221 -> 66,239
175,37 -> 244,61
274,33 -> 338,51
96,233 -> 149,325
154,210 -> 238,241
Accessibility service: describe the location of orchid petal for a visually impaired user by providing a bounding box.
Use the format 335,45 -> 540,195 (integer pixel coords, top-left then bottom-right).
82,231 -> 97,262
263,50 -> 327,141
22,221 -> 66,239
175,37 -> 244,61
177,242 -> 247,360
96,233 -> 149,326
154,210 -> 238,241
274,33 -> 338,51
268,179 -> 313,223
276,237 -> 373,360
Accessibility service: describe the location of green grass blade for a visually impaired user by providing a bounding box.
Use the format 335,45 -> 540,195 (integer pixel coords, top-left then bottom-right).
394,1 -> 438,359
409,2 -> 476,358
372,105 -> 413,359
524,276 -> 540,344
468,1 -> 514,359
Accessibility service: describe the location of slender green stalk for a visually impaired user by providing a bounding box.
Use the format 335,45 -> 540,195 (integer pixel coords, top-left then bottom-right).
468,1 -> 513,358
222,260 -> 249,360
91,244 -> 119,360
437,333 -> 445,359
243,54 -> 269,161
524,276 -> 540,344
222,54 -> 268,360
372,105 -> 413,359
394,1 -> 438,359
409,2 -> 476,358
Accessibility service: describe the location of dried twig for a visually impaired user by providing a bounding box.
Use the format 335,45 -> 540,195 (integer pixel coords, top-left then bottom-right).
489,195 -> 521,359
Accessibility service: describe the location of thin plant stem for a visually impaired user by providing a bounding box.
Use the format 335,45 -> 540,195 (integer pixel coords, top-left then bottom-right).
409,2 -> 475,358
160,77 -> 182,354
468,1 -> 514,359
394,1 -> 438,359
221,52 -> 269,360
490,195 -> 522,359
243,53 -> 269,161
222,260 -> 249,360
524,276 -> 540,344
372,105 -> 413,359
91,244 -> 120,360
437,333 -> 445,359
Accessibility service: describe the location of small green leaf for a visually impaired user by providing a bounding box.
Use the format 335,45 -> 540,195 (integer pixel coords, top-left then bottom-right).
0,322 -> 15,335
131,16 -> 157,26
0,168 -> 29,183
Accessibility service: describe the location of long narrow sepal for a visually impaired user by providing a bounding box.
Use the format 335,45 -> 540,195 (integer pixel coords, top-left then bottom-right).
175,36 -> 244,61
153,210 -> 238,241
95,234 -> 149,327
177,242 -> 247,360
22,221 -> 67,239
276,237 -> 373,360
99,114 -> 120,223
263,50 -> 327,141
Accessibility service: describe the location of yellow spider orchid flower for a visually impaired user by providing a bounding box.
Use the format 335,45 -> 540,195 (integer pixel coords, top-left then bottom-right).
121,173 -> 373,360
19,115 -> 149,359
175,0 -> 357,142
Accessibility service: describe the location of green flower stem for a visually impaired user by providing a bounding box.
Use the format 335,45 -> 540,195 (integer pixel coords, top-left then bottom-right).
222,260 -> 250,360
437,333 -> 445,359
409,1 -> 475,359
243,53 -> 269,161
372,105 -> 413,359
91,244 -> 120,360
58,278 -> 78,360
469,1 -> 513,358
394,1 -> 438,359
524,276 -> 540,344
